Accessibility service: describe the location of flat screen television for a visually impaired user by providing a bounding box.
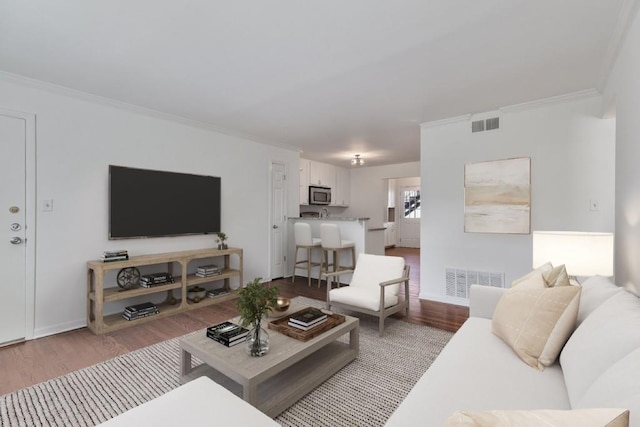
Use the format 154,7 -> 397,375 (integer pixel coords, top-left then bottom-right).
109,165 -> 221,239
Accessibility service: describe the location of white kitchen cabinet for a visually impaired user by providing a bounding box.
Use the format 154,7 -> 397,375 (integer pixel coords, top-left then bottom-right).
333,166 -> 350,206
299,158 -> 310,205
309,160 -> 336,190
384,222 -> 397,248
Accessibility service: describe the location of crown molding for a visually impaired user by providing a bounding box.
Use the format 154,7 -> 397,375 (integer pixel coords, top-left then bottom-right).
0,70 -> 301,153
598,0 -> 640,90
499,89 -> 601,113
420,114 -> 472,129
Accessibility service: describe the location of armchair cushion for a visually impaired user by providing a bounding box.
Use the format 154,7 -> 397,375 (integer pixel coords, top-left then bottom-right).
348,253 -> 405,295
330,286 -> 399,311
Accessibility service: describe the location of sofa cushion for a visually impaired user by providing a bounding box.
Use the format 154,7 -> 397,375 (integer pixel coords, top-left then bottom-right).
574,347 -> 640,427
443,408 -> 629,427
384,318 -> 571,427
576,275 -> 622,327
492,284 -> 581,370
561,290 -> 640,407
348,253 -> 405,295
329,285 -> 399,311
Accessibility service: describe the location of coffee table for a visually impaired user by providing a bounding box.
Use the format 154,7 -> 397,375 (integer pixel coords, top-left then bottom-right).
179,313 -> 359,417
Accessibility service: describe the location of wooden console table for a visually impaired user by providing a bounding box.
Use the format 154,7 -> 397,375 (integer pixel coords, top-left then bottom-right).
87,247 -> 243,334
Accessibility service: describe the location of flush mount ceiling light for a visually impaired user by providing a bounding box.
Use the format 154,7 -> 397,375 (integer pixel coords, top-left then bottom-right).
351,154 -> 364,166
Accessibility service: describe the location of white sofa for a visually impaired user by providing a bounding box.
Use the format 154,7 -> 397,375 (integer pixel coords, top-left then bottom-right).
385,276 -> 640,426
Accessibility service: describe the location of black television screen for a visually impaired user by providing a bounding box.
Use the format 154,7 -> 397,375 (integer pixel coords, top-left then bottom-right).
109,165 -> 221,239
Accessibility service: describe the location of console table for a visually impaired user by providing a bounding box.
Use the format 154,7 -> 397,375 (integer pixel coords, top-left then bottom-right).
86,247 -> 243,334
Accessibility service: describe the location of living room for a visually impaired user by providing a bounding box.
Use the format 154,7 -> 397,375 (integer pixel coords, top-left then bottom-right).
2,1 -> 640,426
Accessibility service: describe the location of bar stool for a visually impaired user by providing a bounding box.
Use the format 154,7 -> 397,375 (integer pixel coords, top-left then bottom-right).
292,222 -> 322,287
319,223 -> 356,288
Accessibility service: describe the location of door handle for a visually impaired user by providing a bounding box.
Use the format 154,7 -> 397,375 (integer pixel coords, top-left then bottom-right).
272,225 -> 279,229
10,237 -> 22,245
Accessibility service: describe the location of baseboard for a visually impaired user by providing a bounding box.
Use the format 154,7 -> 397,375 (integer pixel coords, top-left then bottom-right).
418,292 -> 470,308
34,319 -> 87,339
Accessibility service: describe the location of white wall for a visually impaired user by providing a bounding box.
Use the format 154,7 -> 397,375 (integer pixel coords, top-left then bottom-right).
420,96 -> 615,305
0,77 -> 299,337
346,162 -> 420,227
603,5 -> 640,294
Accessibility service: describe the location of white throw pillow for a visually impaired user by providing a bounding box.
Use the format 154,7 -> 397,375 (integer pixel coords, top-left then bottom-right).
560,290 -> 640,407
511,262 -> 553,287
576,275 -> 622,327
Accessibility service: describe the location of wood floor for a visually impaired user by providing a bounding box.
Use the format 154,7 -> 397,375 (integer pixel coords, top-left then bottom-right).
0,247 -> 468,396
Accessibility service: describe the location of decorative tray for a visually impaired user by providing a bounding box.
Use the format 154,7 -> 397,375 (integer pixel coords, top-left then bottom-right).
268,307 -> 345,342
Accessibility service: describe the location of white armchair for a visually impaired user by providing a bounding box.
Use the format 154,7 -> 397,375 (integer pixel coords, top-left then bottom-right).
325,253 -> 410,336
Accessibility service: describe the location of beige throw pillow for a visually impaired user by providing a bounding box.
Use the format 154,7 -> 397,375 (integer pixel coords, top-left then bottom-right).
444,408 -> 629,427
511,262 -> 553,287
542,264 -> 570,287
492,282 -> 581,370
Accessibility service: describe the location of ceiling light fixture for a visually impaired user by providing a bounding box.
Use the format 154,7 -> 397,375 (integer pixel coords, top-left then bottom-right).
351,154 -> 364,166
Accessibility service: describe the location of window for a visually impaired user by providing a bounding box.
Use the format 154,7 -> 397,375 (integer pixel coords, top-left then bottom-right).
403,189 -> 420,219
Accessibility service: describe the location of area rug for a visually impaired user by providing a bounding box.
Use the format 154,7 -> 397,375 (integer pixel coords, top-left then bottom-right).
0,297 -> 453,427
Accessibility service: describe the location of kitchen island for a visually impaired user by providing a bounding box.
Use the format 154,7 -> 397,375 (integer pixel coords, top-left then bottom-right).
288,217 -> 385,285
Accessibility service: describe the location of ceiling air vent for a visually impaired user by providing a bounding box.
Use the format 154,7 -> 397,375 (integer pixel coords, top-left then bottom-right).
471,120 -> 485,133
485,117 -> 500,131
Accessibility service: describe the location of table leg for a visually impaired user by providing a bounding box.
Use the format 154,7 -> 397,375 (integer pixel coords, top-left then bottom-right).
350,323 -> 360,355
243,381 -> 258,405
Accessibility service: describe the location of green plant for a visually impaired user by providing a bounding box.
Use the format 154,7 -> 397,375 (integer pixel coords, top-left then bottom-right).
236,278 -> 278,328
216,232 -> 227,242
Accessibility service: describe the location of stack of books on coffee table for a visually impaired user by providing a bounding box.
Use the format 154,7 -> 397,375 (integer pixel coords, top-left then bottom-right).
206,321 -> 249,347
287,307 -> 327,331
122,302 -> 158,321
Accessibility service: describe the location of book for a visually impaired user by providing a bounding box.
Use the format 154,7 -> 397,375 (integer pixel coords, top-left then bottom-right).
124,302 -> 157,313
206,288 -> 228,298
288,307 -> 327,326
124,306 -> 158,315
207,321 -> 249,342
122,309 -> 158,321
141,273 -> 174,284
206,333 -> 245,347
101,255 -> 129,262
103,250 -> 128,256
288,315 -> 327,328
195,272 -> 221,278
288,318 -> 328,331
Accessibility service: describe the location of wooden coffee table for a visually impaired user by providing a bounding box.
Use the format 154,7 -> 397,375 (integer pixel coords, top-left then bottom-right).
179,314 -> 359,417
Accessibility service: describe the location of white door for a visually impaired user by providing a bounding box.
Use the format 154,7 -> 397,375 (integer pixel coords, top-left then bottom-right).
270,162 -> 286,279
1,113 -> 29,346
398,186 -> 421,248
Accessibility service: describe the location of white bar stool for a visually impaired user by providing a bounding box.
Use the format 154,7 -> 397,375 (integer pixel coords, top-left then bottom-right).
292,222 -> 322,287
319,223 -> 356,288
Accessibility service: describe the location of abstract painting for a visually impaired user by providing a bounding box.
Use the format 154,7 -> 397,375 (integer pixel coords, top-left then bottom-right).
464,157 -> 531,234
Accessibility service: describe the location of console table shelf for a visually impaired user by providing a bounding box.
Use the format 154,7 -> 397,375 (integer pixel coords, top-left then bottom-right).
87,247 -> 243,334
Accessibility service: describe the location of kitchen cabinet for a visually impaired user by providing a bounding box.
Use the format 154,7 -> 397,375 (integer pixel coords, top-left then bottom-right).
333,167 -> 350,206
299,158 -> 310,205
384,222 -> 397,248
309,160 -> 336,190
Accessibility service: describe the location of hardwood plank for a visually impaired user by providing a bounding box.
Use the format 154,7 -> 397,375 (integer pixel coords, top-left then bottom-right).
0,247 -> 468,397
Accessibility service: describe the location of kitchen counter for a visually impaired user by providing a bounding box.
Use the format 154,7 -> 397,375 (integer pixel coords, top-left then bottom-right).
288,217 -> 385,284
290,217 -> 370,221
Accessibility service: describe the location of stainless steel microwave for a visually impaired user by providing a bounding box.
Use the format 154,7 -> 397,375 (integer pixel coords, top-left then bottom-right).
309,186 -> 331,205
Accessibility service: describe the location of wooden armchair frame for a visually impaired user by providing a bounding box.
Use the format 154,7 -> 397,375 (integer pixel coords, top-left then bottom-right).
324,265 -> 410,336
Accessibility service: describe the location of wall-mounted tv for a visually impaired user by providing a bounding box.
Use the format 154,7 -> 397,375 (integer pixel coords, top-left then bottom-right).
109,165 -> 221,239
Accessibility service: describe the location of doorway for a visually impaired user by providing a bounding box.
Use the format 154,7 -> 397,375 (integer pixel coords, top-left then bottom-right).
0,109 -> 36,346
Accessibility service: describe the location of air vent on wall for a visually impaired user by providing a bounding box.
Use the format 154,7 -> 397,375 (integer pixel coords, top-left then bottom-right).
445,268 -> 505,299
471,117 -> 500,133
471,120 -> 485,133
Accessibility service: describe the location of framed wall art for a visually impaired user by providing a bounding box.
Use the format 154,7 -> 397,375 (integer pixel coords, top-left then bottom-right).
464,157 -> 531,234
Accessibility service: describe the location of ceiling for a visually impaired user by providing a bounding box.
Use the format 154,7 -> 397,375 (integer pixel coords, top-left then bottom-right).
0,1 -> 630,167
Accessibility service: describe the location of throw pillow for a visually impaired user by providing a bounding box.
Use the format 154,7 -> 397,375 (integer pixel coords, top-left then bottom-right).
511,262 -> 553,287
492,284 -> 581,370
443,408 -> 629,427
542,264 -> 570,287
